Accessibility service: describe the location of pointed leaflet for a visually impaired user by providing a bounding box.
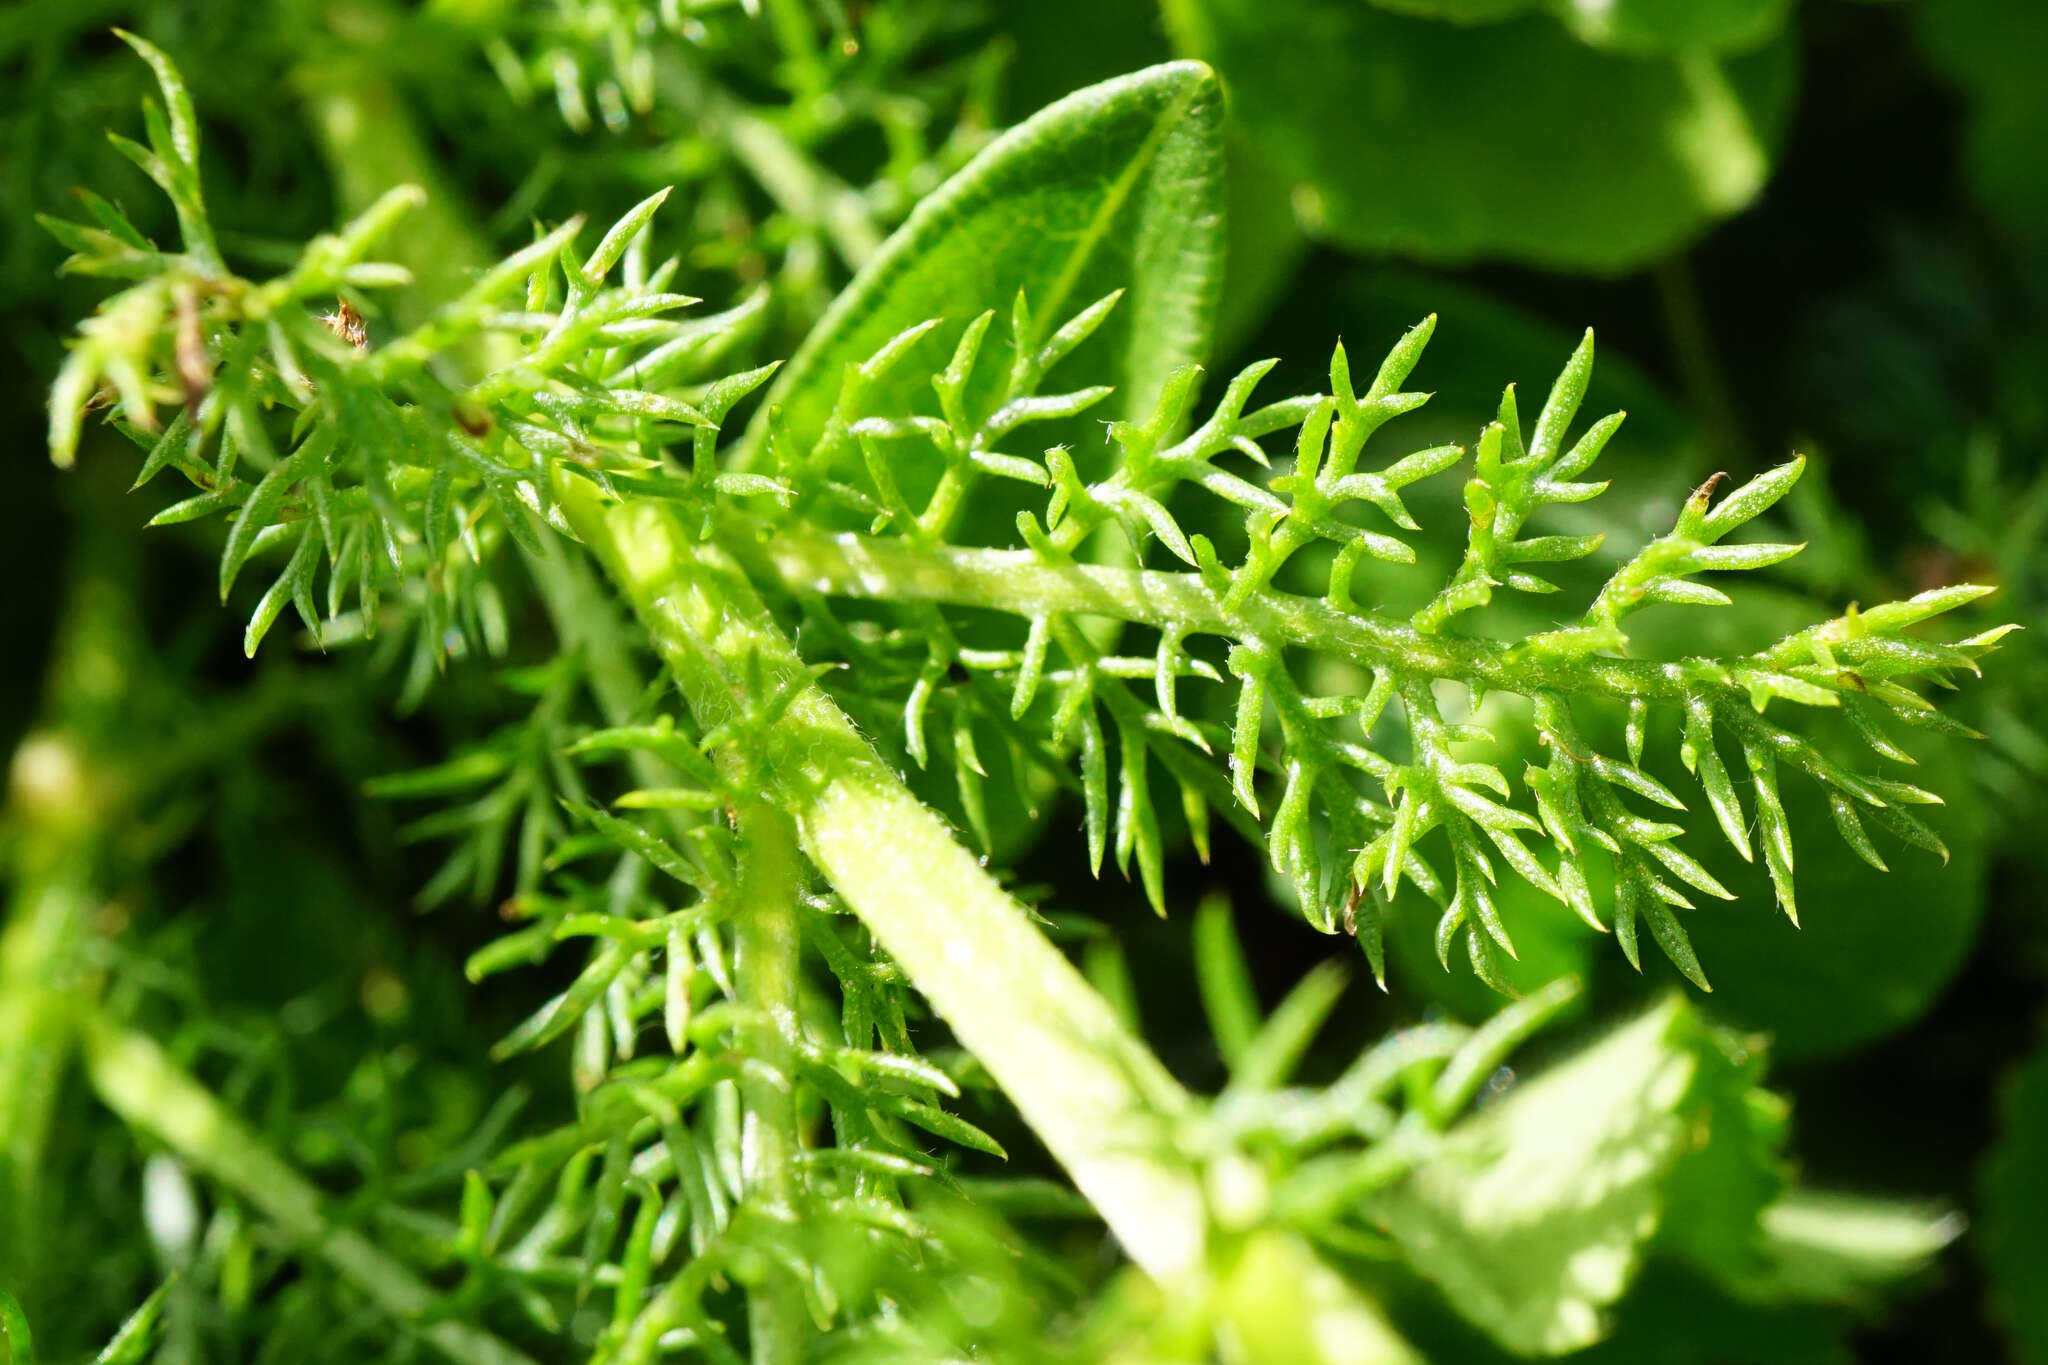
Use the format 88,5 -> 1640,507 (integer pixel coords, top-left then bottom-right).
0,1285 -> 29,1365
93,1276 -> 174,1364
742,61 -> 1224,461
1734,1191 -> 1961,1304
1194,893 -> 1263,1069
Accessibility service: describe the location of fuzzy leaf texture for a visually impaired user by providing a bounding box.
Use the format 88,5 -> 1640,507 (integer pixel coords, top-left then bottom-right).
36,40 -> 1244,1360
45,48 -> 2006,1012
736,311 -> 2008,996
32,33 -> 2004,1365
741,59 -> 1225,462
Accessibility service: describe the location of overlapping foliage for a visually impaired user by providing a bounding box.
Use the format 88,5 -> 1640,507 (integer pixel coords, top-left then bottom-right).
3,5 -> 2030,1365
736,293 -> 2006,995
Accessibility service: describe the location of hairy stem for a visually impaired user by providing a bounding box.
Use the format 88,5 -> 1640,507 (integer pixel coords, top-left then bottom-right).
733,802 -> 805,1365
559,477 -> 1211,1281
732,521 -> 1773,705
80,1012 -> 536,1365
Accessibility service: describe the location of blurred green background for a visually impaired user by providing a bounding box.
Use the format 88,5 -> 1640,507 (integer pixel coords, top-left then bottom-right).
4,0 -> 2047,1359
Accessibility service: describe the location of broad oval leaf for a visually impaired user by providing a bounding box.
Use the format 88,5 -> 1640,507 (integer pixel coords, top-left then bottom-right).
1370,0 -> 1793,54
1917,0 -> 2048,244
1368,997 -> 1707,1355
1164,1 -> 1793,270
1548,0 -> 1792,55
1983,1031 -> 2048,1363
742,60 -> 1225,460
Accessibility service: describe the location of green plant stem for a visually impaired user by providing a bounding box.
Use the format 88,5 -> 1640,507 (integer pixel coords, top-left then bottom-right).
0,678 -> 330,1285
733,801 -> 805,1365
526,539 -> 657,724
0,869 -> 90,1157
0,483 -> 322,1293
2,525 -> 136,1265
297,2 -> 496,325
757,0 -> 829,95
0,754 -> 98,1279
730,520 -> 1762,704
725,111 -> 883,270
558,477 -> 1211,1282
79,1012 -> 536,1365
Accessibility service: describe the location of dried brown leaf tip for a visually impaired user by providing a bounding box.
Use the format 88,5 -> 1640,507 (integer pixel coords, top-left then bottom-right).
174,282 -> 211,407
452,400 -> 492,437
320,298 -> 368,350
